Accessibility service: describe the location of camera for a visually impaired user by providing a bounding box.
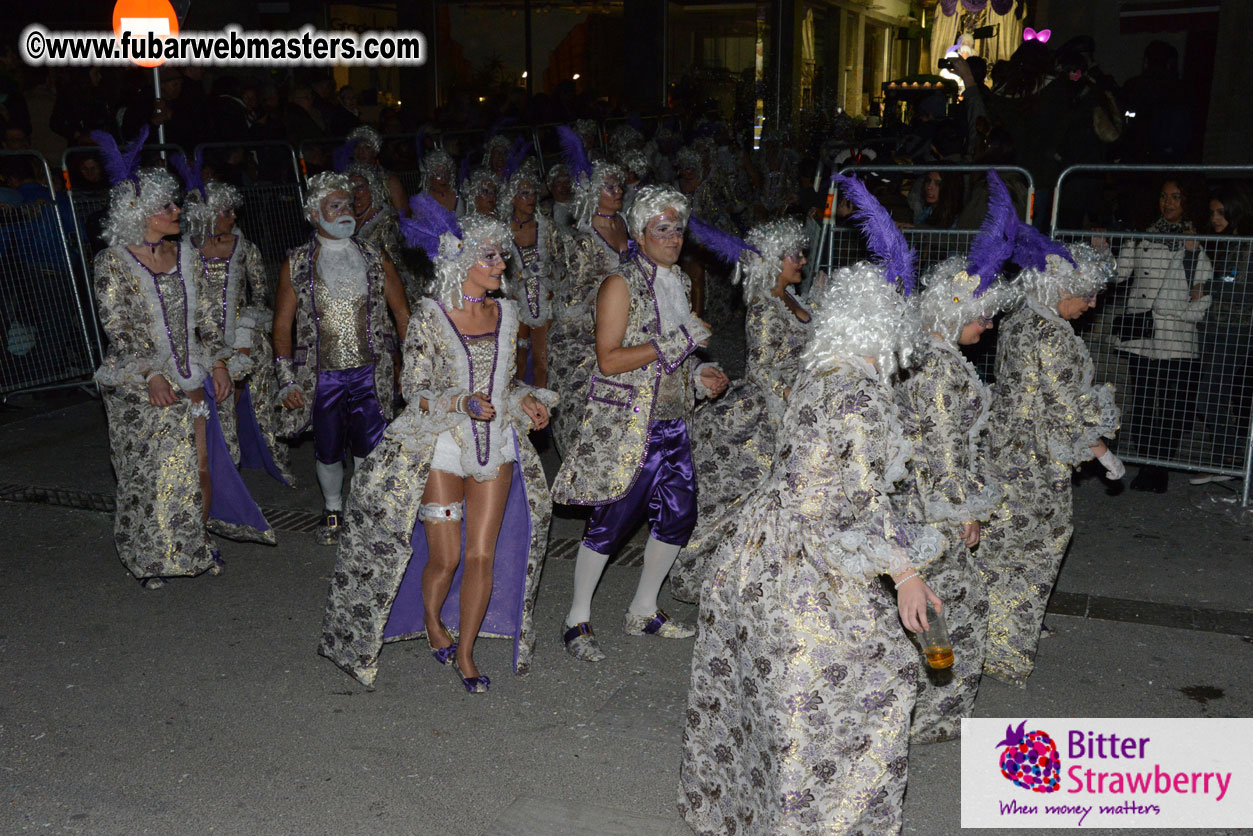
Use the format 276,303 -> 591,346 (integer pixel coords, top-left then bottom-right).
938,57 -> 955,71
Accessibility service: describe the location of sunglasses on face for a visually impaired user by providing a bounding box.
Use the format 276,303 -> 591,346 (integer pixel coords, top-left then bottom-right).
647,220 -> 685,240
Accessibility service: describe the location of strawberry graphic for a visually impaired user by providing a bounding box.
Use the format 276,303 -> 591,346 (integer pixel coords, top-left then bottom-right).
996,721 -> 1061,793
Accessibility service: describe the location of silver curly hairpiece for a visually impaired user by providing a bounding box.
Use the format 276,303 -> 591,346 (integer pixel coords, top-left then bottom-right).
1017,242 -> 1116,310
802,260 -> 922,379
458,167 -> 498,214
428,214 -> 513,310
184,180 -> 243,242
573,161 -> 626,230
346,125 -> 382,155
304,171 -> 352,223
420,148 -> 454,190
919,255 -> 1023,343
740,218 -> 809,302
625,185 -> 690,240
346,161 -> 388,213
103,167 -> 180,248
496,159 -> 541,221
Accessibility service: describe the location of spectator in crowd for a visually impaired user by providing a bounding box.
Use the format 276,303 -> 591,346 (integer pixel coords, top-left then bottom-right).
49,68 -> 118,147
1191,184 -> 1253,482
1111,178 -> 1213,493
1122,40 -> 1192,164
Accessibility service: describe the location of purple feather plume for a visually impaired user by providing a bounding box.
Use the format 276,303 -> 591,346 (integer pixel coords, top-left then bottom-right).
834,173 -> 916,295
1012,221 -> 1076,272
966,170 -> 1019,296
89,126 -> 149,186
501,137 -> 533,183
332,138 -> 360,174
169,148 -> 205,198
687,215 -> 757,265
556,125 -> 592,182
400,192 -> 463,259
485,117 -> 518,140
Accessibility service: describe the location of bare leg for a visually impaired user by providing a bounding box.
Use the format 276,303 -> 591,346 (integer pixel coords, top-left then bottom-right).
531,322 -> 549,390
456,462 -> 514,678
420,469 -> 466,651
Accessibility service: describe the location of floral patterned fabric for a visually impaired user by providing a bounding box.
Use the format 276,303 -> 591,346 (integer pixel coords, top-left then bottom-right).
547,230 -> 623,456
672,292 -> 809,602
358,208 -> 422,308
318,298 -> 556,687
679,359 -> 943,836
94,246 -> 274,579
895,338 -> 997,742
975,300 -> 1120,687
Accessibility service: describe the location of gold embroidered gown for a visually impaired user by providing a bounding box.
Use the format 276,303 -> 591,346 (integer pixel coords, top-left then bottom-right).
679,358 -> 942,836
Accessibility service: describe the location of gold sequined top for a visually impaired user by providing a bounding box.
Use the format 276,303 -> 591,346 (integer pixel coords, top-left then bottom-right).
314,268 -> 372,371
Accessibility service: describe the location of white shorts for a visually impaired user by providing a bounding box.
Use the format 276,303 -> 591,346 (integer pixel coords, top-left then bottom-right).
428,428 -> 517,478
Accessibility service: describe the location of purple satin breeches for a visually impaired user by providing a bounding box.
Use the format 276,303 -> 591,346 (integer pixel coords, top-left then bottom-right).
582,418 -> 698,555
312,364 -> 386,464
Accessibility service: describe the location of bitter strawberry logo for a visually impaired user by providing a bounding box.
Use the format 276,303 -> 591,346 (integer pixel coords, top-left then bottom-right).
997,720 -> 1061,793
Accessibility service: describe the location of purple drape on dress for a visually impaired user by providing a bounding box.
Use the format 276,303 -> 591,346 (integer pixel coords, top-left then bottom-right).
383,431 -> 533,670
235,382 -> 289,485
205,383 -> 273,533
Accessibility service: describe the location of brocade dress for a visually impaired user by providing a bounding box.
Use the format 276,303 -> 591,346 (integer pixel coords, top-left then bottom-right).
94,244 -> 275,580
196,233 -> 293,485
672,289 -> 809,602
975,299 -> 1120,687
547,225 -> 628,456
895,337 -> 998,741
679,358 -> 943,836
319,297 -> 557,687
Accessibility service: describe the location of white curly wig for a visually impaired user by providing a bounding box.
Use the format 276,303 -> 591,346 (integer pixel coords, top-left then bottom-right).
573,161 -> 626,230
346,161 -> 388,213
625,185 -> 690,240
428,214 -> 513,310
182,180 -> 243,243
920,255 -> 1023,343
103,167 -> 180,247
1017,243 -> 1116,310
304,171 -> 352,222
740,218 -> 809,302
801,260 -> 922,379
420,148 -> 455,190
458,167 -> 498,215
346,124 -> 382,155
619,148 -> 649,180
496,159 -> 541,221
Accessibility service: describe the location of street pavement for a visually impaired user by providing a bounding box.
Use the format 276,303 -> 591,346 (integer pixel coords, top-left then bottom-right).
1,395 -> 1250,836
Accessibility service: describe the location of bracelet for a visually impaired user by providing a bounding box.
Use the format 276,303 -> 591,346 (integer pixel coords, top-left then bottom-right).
893,572 -> 920,590
454,395 -> 467,415
144,370 -> 164,383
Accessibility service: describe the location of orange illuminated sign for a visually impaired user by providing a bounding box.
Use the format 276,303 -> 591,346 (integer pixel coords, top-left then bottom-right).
112,0 -> 180,68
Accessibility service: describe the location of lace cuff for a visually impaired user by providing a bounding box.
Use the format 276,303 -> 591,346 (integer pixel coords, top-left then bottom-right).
1051,382 -> 1121,466
274,355 -> 297,390
505,383 -> 559,431
922,480 -> 1002,525
225,351 -> 254,380
94,356 -> 157,389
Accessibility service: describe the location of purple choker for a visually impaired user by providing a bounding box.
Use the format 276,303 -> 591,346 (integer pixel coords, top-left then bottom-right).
594,211 -> 617,219
463,293 -> 486,303
512,215 -> 535,227
140,239 -> 164,252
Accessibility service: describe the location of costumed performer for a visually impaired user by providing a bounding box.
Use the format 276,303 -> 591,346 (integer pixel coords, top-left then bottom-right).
91,129 -> 274,590
678,174 -> 943,836
551,185 -> 730,662
977,228 -> 1123,687
319,199 -> 556,691
272,171 -> 410,545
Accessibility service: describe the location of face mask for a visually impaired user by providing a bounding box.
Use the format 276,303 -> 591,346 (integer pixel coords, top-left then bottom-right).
318,214 -> 356,239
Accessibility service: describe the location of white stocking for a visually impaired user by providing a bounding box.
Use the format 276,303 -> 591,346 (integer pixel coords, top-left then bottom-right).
566,544 -> 610,627
316,460 -> 345,511
628,537 -> 682,617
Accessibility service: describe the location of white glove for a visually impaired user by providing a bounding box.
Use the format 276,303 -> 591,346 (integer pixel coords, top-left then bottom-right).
1097,449 -> 1125,480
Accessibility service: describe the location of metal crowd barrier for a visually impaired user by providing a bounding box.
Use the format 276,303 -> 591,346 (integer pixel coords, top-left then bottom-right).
0,151 -> 99,398
1051,164 -> 1253,504
196,141 -> 308,295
